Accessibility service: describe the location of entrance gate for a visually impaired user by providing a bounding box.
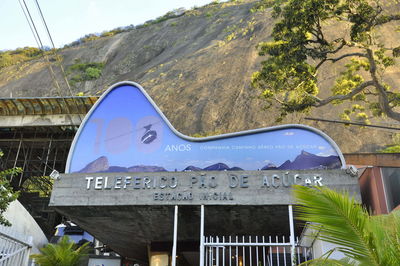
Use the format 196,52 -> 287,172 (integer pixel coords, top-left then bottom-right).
203,235 -> 312,266
168,205 -> 313,266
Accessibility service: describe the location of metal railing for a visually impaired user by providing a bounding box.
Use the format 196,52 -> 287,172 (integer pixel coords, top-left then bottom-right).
204,235 -> 312,266
0,225 -> 33,266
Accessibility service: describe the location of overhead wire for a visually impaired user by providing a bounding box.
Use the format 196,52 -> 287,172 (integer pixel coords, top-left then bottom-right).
18,0 -> 83,123
32,0 -> 55,48
33,0 -> 82,122
18,0 -> 63,97
33,0 -> 74,96
17,0 -> 40,49
305,117 -> 400,131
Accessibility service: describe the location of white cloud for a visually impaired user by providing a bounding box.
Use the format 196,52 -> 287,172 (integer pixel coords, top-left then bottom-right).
284,131 -> 295,136
317,149 -> 336,157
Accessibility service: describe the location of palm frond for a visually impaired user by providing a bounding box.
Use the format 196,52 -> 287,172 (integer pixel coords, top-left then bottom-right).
299,257 -> 356,266
293,185 -> 379,265
369,210 -> 400,265
30,236 -> 89,266
298,248 -> 356,266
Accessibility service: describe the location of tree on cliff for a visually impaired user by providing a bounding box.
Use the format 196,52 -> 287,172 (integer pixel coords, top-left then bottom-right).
252,0 -> 400,123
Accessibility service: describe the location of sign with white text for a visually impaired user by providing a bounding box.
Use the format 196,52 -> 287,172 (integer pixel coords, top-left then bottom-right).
52,170 -> 358,206
66,82 -> 345,175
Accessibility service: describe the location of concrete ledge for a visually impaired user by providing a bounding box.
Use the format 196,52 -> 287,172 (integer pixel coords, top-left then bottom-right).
344,153 -> 400,167
0,114 -> 83,127
50,170 -> 360,207
49,169 -> 360,261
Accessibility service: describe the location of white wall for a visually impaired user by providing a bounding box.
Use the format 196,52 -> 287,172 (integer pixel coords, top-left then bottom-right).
3,200 -> 48,254
312,239 -> 346,261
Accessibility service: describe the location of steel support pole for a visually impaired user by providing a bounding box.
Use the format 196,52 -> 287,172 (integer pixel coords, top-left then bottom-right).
10,137 -> 22,182
200,205 -> 205,266
172,205 -> 178,266
288,205 -> 295,266
43,137 -> 52,175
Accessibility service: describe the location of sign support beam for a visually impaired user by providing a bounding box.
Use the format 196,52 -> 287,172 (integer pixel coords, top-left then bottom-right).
199,205 -> 205,266
172,205 -> 178,266
288,205 -> 295,266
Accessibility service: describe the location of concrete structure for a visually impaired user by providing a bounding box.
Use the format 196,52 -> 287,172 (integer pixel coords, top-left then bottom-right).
1,88 -> 377,265
47,82 -> 362,265
3,200 -> 48,255
52,170 -> 359,206
346,153 -> 400,214
50,170 -> 359,263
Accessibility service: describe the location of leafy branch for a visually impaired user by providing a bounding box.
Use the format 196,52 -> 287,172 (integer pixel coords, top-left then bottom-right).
252,0 -> 400,123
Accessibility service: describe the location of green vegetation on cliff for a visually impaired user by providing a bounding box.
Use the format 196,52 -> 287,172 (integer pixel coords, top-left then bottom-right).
66,61 -> 105,87
0,47 -> 43,69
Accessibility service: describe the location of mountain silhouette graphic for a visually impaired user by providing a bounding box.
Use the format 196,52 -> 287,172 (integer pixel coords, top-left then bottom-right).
261,150 -> 341,170
77,150 -> 340,173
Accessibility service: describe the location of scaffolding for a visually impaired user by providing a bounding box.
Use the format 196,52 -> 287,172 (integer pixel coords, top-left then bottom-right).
0,126 -> 75,189
0,96 -> 98,237
0,96 -> 98,191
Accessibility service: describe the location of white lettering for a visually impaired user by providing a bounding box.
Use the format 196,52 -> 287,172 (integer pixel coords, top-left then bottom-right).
94,177 -> 103,190
272,175 -> 280,188
104,176 -> 112,189
229,175 -> 239,188
133,177 -> 141,189
314,176 -> 323,186
86,177 -> 93,190
293,174 -> 301,185
164,144 -> 191,152
114,177 -> 122,189
261,175 -> 270,188
124,176 -> 131,189
283,172 -> 290,187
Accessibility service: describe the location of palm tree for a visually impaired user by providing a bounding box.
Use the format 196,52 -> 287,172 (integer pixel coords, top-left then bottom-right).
293,185 -> 400,265
31,236 -> 89,266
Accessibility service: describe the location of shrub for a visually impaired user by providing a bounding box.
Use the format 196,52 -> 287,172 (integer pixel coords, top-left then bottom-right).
0,47 -> 43,69
67,62 -> 104,86
31,236 -> 89,266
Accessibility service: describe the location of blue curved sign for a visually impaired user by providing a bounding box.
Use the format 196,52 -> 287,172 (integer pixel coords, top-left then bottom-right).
66,82 -> 345,174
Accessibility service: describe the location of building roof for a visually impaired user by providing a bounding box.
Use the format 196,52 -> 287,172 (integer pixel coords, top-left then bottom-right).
344,153 -> 400,167
0,96 -> 99,116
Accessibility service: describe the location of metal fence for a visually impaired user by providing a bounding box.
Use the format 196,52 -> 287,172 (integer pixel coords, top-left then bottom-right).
204,235 -> 312,266
0,225 -> 33,266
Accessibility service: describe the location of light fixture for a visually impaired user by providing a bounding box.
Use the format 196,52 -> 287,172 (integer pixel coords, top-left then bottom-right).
50,169 -> 60,180
346,165 -> 358,177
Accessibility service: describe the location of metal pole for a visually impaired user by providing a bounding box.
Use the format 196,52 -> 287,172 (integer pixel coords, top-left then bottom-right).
43,137 -> 52,175
19,142 -> 32,187
200,205 -> 205,266
172,205 -> 178,266
288,205 -> 295,266
10,138 -> 22,182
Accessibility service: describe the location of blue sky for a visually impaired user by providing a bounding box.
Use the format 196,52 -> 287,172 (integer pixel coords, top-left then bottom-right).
0,0 -> 214,50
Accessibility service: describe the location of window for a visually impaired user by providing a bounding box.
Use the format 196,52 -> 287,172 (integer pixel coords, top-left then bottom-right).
381,168 -> 400,211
